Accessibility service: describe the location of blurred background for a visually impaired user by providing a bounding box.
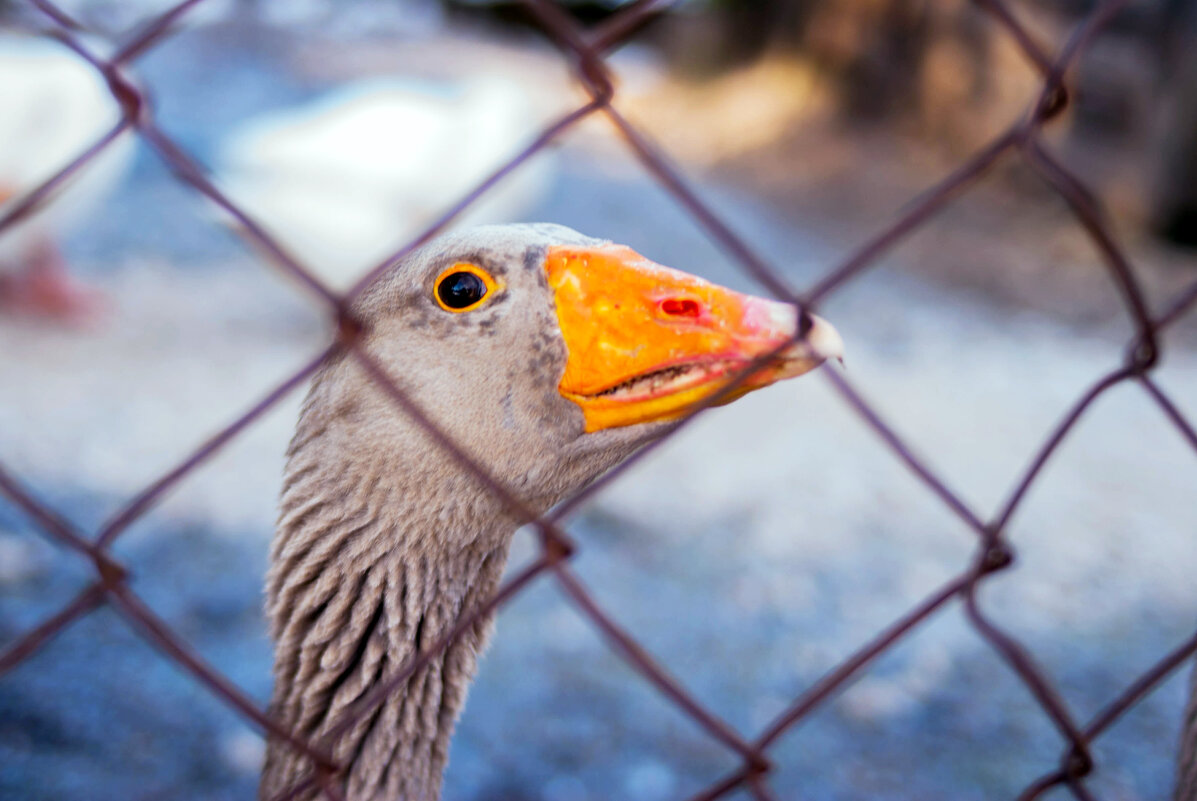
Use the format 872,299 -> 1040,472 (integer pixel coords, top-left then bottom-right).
1,0 -> 1196,799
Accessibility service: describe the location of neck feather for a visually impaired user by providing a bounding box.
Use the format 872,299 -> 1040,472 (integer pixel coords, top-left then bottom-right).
260,413 -> 514,801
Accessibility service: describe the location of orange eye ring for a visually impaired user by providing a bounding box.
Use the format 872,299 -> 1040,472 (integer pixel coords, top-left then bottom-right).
434,263 -> 501,313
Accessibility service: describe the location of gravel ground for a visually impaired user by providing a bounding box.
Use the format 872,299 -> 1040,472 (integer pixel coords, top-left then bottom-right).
2,18 -> 1197,801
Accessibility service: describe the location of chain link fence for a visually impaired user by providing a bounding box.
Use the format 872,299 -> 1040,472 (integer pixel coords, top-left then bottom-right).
1,0 -> 1196,799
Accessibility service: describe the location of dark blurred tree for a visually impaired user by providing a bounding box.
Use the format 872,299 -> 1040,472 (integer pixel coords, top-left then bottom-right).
440,0 -> 653,30
692,0 -> 1197,250
697,0 -> 993,117
1153,0 -> 1197,246
699,0 -> 815,64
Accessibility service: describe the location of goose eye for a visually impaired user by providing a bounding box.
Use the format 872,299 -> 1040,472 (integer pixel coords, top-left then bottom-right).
434,264 -> 497,312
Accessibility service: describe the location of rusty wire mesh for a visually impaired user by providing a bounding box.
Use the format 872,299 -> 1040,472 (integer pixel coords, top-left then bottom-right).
1,0 -> 1197,799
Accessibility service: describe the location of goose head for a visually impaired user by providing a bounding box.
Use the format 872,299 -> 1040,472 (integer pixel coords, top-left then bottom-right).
262,223 -> 841,801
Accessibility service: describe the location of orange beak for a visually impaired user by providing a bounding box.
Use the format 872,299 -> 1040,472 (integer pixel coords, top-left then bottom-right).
546,244 -> 843,432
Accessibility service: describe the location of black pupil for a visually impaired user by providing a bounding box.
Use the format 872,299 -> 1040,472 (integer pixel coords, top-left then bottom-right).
438,272 -> 487,309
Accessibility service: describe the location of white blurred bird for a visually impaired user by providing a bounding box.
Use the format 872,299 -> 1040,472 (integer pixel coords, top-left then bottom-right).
216,75 -> 557,292
0,34 -> 135,322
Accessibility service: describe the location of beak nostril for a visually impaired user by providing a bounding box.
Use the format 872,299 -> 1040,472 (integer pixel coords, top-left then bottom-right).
660,298 -> 702,318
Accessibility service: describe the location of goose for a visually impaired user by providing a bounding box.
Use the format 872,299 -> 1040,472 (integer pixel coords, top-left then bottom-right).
260,223 -> 842,801
0,33 -> 135,320
217,76 -> 555,292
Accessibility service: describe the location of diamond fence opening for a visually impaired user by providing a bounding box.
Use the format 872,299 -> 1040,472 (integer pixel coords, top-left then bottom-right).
1,0 -> 1196,799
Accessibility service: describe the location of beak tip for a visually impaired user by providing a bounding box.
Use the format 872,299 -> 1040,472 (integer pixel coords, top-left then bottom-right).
807,314 -> 845,364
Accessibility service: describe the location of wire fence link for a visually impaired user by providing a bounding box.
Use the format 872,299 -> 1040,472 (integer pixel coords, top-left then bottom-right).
2,0 -> 1197,799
